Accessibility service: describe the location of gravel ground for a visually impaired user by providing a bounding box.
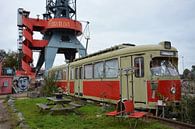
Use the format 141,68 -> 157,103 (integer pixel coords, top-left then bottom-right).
0,100 -> 12,129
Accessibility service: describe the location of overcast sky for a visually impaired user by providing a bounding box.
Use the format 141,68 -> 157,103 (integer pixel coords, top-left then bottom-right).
0,0 -> 195,73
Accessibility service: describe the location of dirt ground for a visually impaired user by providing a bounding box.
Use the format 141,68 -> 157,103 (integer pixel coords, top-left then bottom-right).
0,99 -> 12,129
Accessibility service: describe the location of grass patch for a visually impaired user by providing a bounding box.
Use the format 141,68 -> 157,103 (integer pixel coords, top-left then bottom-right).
14,98 -> 172,129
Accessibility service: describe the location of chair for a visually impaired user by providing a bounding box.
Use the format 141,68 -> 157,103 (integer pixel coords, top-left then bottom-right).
105,100 -> 125,117
106,99 -> 147,128
124,100 -> 147,129
123,100 -> 134,114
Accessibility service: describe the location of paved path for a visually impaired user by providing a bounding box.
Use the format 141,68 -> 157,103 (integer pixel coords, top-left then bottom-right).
0,100 -> 12,129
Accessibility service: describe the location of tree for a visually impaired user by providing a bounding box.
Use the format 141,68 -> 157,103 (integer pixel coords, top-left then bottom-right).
0,49 -> 6,62
2,50 -> 19,70
183,68 -> 191,79
40,75 -> 58,96
191,65 -> 195,80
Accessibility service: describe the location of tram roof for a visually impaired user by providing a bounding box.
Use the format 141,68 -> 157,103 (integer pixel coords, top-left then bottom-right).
48,64 -> 67,71
73,41 -> 177,63
75,43 -> 135,61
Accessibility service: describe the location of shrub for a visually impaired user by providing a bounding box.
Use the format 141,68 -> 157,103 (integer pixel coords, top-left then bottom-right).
188,96 -> 195,124
40,75 -> 58,96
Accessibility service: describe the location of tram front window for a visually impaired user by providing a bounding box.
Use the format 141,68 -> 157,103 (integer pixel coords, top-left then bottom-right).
150,58 -> 179,76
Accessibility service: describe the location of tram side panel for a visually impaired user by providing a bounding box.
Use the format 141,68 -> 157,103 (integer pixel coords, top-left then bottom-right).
83,80 -> 120,101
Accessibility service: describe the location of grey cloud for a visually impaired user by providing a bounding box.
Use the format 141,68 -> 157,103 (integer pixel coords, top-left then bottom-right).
0,0 -> 194,72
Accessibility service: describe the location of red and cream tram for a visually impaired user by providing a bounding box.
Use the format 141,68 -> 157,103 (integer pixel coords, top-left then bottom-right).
48,41 -> 181,110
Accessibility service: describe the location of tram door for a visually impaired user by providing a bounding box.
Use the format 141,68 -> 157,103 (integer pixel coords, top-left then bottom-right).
74,67 -> 83,96
120,55 -> 146,108
133,56 -> 146,107
120,56 -> 133,100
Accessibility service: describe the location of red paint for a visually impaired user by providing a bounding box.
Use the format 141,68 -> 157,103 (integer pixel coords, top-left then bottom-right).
32,40 -> 48,48
22,44 -> 32,61
46,18 -> 82,35
23,29 -> 33,42
83,80 -> 120,100
69,81 -> 74,94
15,70 -> 35,79
21,60 -> 32,73
0,76 -> 13,95
147,80 -> 181,102
56,81 -> 68,92
20,16 -> 82,77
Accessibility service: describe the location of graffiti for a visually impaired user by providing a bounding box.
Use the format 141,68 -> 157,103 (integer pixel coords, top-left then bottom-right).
13,76 -> 30,93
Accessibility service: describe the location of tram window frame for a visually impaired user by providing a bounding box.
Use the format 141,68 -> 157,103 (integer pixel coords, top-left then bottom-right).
134,57 -> 144,78
70,68 -> 74,80
84,64 -> 93,79
66,67 -> 69,80
79,67 -> 83,79
94,61 -> 104,79
105,58 -> 119,78
75,68 -> 78,79
62,68 -> 66,80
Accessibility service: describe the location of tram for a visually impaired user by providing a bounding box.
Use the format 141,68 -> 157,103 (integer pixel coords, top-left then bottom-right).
48,41 -> 181,110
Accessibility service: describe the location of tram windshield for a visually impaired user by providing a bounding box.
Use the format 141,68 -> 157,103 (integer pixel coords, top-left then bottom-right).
150,58 -> 179,76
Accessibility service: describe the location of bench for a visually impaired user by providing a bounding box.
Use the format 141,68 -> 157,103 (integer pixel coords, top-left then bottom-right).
69,102 -> 82,108
36,103 -> 51,111
50,106 -> 76,114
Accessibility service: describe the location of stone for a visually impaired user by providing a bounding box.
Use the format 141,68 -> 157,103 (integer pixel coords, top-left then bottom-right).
7,99 -> 14,106
17,112 -> 24,122
19,122 -> 29,129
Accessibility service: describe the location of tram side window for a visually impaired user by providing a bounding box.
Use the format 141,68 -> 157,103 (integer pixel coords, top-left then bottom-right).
54,70 -> 62,80
105,59 -> 118,78
94,61 -> 104,79
48,71 -> 51,78
70,68 -> 74,80
55,71 -> 58,80
62,69 -> 66,80
84,64 -> 93,79
134,57 -> 144,77
49,71 -> 55,78
57,71 -> 63,80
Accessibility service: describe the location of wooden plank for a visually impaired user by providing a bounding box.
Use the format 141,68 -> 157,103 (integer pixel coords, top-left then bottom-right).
46,97 -> 71,103
50,106 -> 76,111
69,102 -> 82,108
36,103 -> 50,110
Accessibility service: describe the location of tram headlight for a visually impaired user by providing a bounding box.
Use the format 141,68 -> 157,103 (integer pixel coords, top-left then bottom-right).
159,41 -> 171,49
171,87 -> 176,94
164,41 -> 171,49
